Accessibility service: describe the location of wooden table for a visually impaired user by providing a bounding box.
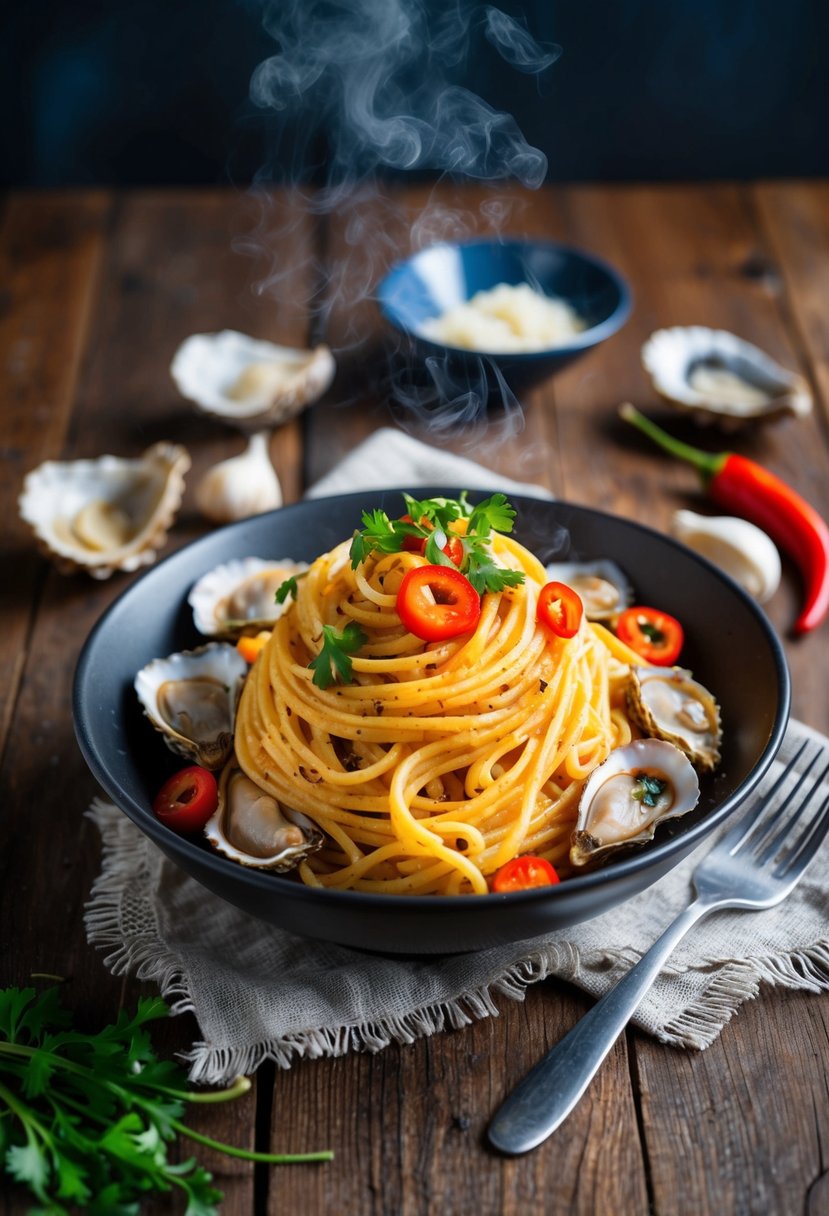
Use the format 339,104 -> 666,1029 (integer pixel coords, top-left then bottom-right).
2,183 -> 829,1215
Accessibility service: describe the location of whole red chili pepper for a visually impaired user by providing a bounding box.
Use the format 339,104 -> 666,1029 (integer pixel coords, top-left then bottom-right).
620,403 -> 829,634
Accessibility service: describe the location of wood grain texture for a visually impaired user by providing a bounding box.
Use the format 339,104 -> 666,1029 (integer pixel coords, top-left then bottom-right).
0,191 -> 110,755
1,185 -> 828,1216
266,984 -> 649,1216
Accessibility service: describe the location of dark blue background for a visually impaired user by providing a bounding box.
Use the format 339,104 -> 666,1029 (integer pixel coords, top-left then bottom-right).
5,0 -> 828,187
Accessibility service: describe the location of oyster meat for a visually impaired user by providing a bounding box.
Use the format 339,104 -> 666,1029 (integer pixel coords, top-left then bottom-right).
571,738 -> 700,867
544,559 -> 632,621
627,665 -> 722,773
205,763 -> 323,871
170,330 -> 336,427
641,326 -> 812,426
18,442 -> 190,578
134,643 -> 247,770
189,556 -> 308,639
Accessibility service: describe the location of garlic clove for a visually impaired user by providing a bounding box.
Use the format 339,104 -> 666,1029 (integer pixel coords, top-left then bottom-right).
195,432 -> 283,524
670,509 -> 781,603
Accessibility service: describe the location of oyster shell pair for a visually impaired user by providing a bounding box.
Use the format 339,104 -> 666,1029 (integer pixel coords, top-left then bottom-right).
19,442 -> 190,578
571,666 -> 722,867
642,326 -> 811,427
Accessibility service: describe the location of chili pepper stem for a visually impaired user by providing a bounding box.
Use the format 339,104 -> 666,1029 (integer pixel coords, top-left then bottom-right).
619,403 -> 829,635
619,402 -> 724,483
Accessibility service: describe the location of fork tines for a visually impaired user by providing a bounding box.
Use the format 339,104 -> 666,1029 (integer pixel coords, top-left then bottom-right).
723,738 -> 829,874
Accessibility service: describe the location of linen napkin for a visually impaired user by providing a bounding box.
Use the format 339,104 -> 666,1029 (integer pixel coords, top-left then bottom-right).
305,427 -> 551,500
83,432 -> 829,1084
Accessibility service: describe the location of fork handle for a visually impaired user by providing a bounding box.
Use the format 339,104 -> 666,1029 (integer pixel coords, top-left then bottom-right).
488,895 -> 718,1155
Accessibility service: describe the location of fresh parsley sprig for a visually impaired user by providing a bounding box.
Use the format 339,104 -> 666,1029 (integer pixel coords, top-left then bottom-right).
309,622 -> 368,689
348,492 -> 525,596
0,987 -> 332,1215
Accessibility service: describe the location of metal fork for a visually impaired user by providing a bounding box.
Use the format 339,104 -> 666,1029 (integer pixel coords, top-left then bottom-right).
488,738 -> 829,1156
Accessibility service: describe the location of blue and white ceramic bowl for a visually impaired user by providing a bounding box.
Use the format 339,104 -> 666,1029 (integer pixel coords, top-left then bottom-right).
377,237 -> 631,393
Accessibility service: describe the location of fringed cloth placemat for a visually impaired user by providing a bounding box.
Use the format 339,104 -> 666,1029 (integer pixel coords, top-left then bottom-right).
85,719 -> 829,1085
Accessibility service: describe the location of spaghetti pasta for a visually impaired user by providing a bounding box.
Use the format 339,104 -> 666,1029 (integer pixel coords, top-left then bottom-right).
234,514 -> 636,896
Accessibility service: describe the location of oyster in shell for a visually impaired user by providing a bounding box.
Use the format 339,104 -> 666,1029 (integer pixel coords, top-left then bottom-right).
205,762 -> 324,871
170,330 -> 336,427
188,556 -> 308,639
544,559 -> 632,621
571,738 -> 700,867
641,327 -> 811,426
627,665 -> 722,773
134,643 -> 247,770
18,442 -> 190,578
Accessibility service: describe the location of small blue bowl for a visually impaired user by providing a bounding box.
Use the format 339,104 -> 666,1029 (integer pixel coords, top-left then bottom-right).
377,237 -> 631,394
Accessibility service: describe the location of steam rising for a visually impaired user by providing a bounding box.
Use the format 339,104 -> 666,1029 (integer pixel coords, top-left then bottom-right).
242,0 -> 561,440
250,0 -> 556,187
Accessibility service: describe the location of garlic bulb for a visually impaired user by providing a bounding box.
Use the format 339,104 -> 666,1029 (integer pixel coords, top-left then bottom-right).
670,509 -> 781,602
195,433 -> 282,524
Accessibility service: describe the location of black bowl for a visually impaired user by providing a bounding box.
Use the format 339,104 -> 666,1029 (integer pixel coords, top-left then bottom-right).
73,489 -> 789,955
377,238 -> 631,395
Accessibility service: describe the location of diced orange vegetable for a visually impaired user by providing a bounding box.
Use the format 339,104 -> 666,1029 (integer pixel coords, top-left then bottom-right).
236,631 -> 271,663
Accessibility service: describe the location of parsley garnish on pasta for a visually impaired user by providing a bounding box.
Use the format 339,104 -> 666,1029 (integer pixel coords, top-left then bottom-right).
349,492 -> 526,596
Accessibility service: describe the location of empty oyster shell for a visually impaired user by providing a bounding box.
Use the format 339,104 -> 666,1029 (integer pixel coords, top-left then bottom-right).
571,738 -> 700,867
18,442 -> 190,578
171,330 -> 336,427
627,666 -> 722,773
134,643 -> 247,770
204,762 -> 324,871
641,327 -> 811,426
544,559 -> 632,621
189,556 -> 308,639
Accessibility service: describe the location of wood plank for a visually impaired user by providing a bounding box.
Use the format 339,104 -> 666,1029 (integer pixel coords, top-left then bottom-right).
752,181 -> 829,732
635,986 -> 829,1216
0,189 -> 316,1215
0,191 -> 109,756
753,181 -> 829,428
266,981 -> 649,1215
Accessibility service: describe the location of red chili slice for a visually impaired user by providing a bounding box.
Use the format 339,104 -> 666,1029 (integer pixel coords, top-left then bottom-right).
616,605 -> 684,665
537,581 -> 584,639
396,564 -> 481,641
492,855 -> 560,893
152,765 -> 219,834
399,516 -> 464,566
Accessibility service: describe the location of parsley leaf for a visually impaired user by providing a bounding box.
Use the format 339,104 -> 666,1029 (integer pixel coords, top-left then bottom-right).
309,622 -> 368,689
467,492 -> 517,538
464,550 -> 526,596
275,575 -> 299,604
0,986 -> 333,1214
401,493 -> 468,533
349,510 -> 419,568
